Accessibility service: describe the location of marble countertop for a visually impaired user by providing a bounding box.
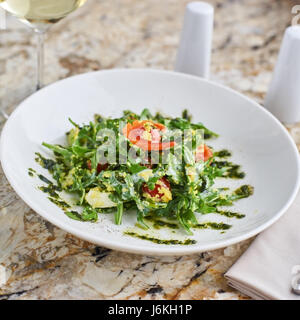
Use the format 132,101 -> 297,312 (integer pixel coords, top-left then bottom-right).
0,0 -> 299,300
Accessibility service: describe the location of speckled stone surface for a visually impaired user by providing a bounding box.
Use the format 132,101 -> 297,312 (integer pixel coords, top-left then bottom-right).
0,0 -> 299,300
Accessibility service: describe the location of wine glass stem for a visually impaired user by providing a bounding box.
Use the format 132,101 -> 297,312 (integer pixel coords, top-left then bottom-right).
35,30 -> 45,91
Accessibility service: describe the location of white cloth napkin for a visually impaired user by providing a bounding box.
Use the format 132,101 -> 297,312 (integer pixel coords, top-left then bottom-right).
225,191 -> 300,300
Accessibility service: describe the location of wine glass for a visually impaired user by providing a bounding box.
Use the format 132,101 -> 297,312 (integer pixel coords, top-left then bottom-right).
0,0 -> 87,118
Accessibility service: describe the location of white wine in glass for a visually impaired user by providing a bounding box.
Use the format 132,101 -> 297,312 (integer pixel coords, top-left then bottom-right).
0,0 -> 87,92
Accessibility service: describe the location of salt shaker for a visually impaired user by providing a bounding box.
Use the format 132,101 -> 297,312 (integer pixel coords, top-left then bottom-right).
264,26 -> 300,124
175,2 -> 214,78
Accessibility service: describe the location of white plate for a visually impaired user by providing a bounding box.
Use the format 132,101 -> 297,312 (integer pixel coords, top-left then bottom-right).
1,69 -> 299,255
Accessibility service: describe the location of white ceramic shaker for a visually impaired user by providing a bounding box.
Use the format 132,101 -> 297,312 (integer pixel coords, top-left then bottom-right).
175,2 -> 214,79
264,26 -> 300,124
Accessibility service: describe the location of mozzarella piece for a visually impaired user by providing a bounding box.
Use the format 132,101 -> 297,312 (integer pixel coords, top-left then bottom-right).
85,187 -> 117,208
138,169 -> 153,182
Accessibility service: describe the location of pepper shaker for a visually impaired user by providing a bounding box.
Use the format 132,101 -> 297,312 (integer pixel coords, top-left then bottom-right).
175,2 -> 214,79
264,26 -> 300,124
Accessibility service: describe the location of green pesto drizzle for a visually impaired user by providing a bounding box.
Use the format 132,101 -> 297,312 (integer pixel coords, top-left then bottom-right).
39,185 -> 60,198
234,185 -> 254,198
214,149 -> 232,158
39,182 -> 69,209
37,171 -> 68,209
35,152 -> 56,171
193,222 -> 232,230
37,170 -> 62,198
47,197 -> 70,210
124,231 -> 196,245
28,168 -> 36,176
212,160 -> 245,179
38,174 -> 53,185
216,210 -> 245,219
204,133 -> 212,139
153,220 -> 179,230
144,216 -> 179,230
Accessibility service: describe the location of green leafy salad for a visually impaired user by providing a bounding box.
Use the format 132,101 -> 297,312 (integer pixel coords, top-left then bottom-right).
32,109 -> 253,236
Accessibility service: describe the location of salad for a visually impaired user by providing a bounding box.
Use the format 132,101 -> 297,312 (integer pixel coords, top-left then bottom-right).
33,109 -> 253,235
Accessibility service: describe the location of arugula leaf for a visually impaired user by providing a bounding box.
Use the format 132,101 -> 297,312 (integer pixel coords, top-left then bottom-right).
65,207 -> 98,222
65,211 -> 83,221
115,202 -> 124,225
81,206 -> 98,222
42,142 -> 73,159
140,108 -> 153,120
128,163 -> 146,174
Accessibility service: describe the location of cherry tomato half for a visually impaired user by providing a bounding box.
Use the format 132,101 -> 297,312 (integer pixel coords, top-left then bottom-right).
86,160 -> 108,174
195,144 -> 213,162
123,120 -> 175,151
142,177 -> 172,203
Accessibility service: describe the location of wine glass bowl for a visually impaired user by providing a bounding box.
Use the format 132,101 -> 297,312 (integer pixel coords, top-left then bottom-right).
0,0 -> 87,91
0,0 -> 87,31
